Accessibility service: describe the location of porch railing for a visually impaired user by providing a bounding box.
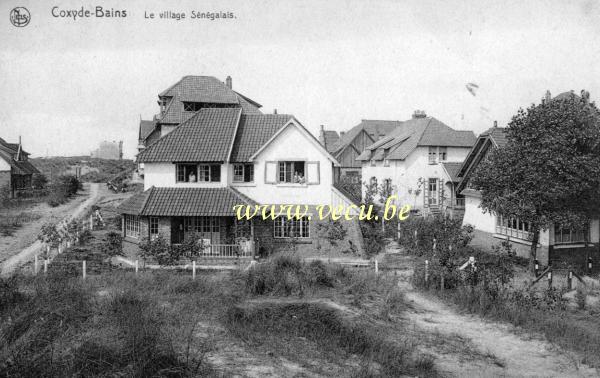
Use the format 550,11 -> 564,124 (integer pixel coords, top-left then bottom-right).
179,242 -> 255,259
454,198 -> 465,208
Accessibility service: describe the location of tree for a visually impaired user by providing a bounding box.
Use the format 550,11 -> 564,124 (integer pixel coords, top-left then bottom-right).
470,91 -> 600,273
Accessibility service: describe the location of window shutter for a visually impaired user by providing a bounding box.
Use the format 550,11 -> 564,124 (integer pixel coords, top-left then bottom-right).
265,161 -> 277,184
306,161 -> 320,185
438,178 -> 444,206
423,181 -> 429,208
211,165 -> 221,182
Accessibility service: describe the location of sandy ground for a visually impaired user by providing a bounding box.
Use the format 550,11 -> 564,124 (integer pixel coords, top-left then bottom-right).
0,183 -> 100,276
387,243 -> 599,378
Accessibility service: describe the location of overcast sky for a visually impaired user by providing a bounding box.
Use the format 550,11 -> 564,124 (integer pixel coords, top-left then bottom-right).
1,0 -> 599,158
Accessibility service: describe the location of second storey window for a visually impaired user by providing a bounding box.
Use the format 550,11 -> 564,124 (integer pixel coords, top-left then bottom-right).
176,164 -> 198,182
496,215 -> 532,240
233,163 -> 254,183
428,147 -> 437,164
176,164 -> 221,183
279,161 -> 305,184
439,147 -> 447,162
555,224 -> 588,244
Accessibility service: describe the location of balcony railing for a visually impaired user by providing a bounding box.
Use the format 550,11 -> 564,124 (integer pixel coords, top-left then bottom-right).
454,198 -> 465,208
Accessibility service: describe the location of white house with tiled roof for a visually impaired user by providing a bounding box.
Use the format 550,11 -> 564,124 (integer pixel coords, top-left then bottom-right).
457,117 -> 599,267
120,106 -> 363,258
357,111 -> 476,216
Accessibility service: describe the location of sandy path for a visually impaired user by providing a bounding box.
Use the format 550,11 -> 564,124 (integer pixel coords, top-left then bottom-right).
388,246 -> 599,377
0,183 -> 100,276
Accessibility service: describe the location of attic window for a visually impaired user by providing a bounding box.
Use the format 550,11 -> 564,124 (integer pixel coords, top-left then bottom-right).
383,159 -> 390,167
183,102 -> 203,112
233,163 -> 254,183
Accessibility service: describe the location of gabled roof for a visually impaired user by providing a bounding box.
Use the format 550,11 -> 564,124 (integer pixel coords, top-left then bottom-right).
138,108 -> 242,163
0,138 -> 39,175
157,76 -> 262,124
357,117 -> 476,161
456,127 -> 507,193
331,120 -> 402,154
441,162 -> 463,183
117,186 -> 257,216
139,120 -> 157,141
229,114 -> 292,162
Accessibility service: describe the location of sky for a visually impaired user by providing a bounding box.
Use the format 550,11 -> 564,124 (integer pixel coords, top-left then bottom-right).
1,0 -> 599,159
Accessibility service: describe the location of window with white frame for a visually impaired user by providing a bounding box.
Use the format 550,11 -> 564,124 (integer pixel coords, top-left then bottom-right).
428,147 -> 437,164
496,216 -> 532,240
427,178 -> 438,205
278,161 -> 305,184
384,159 -> 390,167
176,164 -> 198,182
233,163 -> 254,182
554,224 -> 588,244
370,159 -> 376,167
149,217 -> 159,238
125,215 -> 140,238
439,147 -> 447,162
274,216 -> 310,238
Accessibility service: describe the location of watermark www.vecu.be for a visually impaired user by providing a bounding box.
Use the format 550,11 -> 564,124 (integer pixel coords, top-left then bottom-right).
233,195 -> 411,221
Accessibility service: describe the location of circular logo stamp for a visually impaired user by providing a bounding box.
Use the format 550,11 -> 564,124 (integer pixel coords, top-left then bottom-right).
10,7 -> 30,27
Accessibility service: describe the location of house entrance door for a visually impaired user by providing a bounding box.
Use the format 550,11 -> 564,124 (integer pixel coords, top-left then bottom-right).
182,217 -> 221,244
171,217 -> 185,244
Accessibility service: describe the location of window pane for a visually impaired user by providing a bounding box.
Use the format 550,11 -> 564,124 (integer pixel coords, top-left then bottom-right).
233,164 -> 244,182
211,165 -> 221,182
198,165 -> 210,181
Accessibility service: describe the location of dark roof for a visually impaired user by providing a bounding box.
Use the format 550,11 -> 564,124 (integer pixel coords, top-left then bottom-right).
331,120 -> 401,154
0,138 -> 39,175
480,127 -> 508,148
357,117 -> 476,161
553,91 -> 581,102
139,120 -> 157,141
117,187 -> 257,216
320,130 -> 340,153
441,162 -> 463,182
333,182 -> 361,205
229,114 -> 292,162
157,76 -> 262,124
138,108 -> 242,163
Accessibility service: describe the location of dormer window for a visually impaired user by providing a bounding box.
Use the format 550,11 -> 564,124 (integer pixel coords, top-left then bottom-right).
183,102 -> 203,112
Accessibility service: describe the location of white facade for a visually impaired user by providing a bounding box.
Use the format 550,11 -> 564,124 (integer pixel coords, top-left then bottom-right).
142,122 -> 353,208
0,157 -> 11,171
361,146 -> 470,209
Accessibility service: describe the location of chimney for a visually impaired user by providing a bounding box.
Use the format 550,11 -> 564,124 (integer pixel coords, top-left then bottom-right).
225,76 -> 232,89
340,131 -> 346,138
412,110 -> 427,119
493,120 -> 497,128
320,125 -> 325,132
273,109 -> 277,114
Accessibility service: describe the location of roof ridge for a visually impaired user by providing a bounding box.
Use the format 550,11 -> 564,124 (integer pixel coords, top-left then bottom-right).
226,108 -> 244,162
159,76 -> 185,97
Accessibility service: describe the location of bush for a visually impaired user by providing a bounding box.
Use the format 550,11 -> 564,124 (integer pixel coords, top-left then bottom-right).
244,255 -> 344,296
103,231 -> 123,256
360,220 -> 386,258
31,173 -> 48,189
46,175 -> 81,206
139,235 -> 179,265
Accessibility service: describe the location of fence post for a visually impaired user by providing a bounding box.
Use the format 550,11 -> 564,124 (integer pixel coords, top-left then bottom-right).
397,220 -> 401,240
135,260 -> 139,274
547,270 -> 552,289
432,238 -> 436,253
82,260 -> 87,280
90,214 -> 93,230
425,260 -> 429,285
44,259 -> 48,274
414,230 -> 418,247
192,260 -> 196,280
567,271 -> 573,290
58,243 -> 62,255
34,255 -> 39,275
534,259 -> 539,277
375,259 -> 379,274
588,257 -> 593,275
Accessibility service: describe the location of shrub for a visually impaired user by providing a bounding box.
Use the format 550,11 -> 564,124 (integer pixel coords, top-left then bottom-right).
316,219 -> 348,246
575,286 -> 587,310
139,235 -> 179,265
104,231 -> 123,256
31,173 -> 48,189
46,174 -> 81,206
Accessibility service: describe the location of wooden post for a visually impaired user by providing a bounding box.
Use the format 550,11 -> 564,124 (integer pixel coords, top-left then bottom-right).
425,260 -> 429,285
58,244 -> 62,254
34,255 -> 39,275
440,272 -> 445,292
414,230 -> 418,247
44,259 -> 48,274
567,271 -> 573,290
534,259 -> 539,277
82,260 -> 87,280
192,260 -> 196,280
432,238 -> 436,252
588,257 -> 593,275
135,260 -> 139,274
547,270 -> 552,289
397,219 -> 401,240
90,214 -> 93,230
375,259 -> 379,274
